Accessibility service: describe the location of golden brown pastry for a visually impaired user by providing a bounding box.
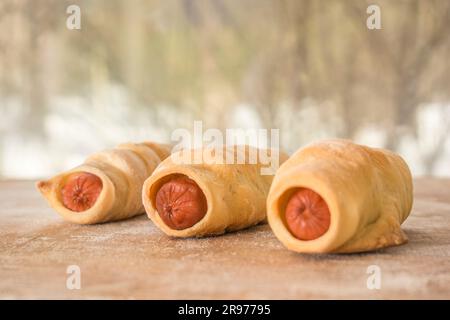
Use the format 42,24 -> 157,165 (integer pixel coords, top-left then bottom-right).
267,139 -> 413,253
143,145 -> 288,237
37,142 -> 171,224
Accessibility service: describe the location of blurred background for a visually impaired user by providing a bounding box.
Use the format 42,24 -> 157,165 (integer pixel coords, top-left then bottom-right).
0,0 -> 449,179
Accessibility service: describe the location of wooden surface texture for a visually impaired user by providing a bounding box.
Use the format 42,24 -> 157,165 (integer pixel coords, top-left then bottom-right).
0,178 -> 449,299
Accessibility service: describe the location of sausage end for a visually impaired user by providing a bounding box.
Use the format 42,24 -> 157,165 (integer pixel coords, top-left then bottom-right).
155,175 -> 207,230
284,188 -> 331,241
61,172 -> 103,212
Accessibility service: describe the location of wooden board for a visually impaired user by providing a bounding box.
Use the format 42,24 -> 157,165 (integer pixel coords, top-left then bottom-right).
0,178 -> 449,299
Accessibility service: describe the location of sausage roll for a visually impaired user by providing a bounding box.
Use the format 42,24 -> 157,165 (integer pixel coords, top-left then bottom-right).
267,139 -> 413,253
37,142 -> 171,224
142,145 -> 288,237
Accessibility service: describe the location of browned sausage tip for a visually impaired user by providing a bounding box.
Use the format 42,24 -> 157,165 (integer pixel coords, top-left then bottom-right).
61,172 -> 103,212
155,176 -> 207,230
284,188 -> 330,240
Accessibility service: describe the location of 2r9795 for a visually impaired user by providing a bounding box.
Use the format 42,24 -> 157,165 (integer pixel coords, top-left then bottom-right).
222,304 -> 270,315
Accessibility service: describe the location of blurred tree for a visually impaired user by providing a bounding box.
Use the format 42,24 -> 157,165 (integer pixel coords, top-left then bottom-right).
0,0 -> 449,176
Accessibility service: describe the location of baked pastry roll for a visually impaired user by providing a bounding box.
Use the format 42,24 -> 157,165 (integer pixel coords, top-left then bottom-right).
267,139 -> 413,253
37,142 -> 171,224
142,145 -> 288,237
